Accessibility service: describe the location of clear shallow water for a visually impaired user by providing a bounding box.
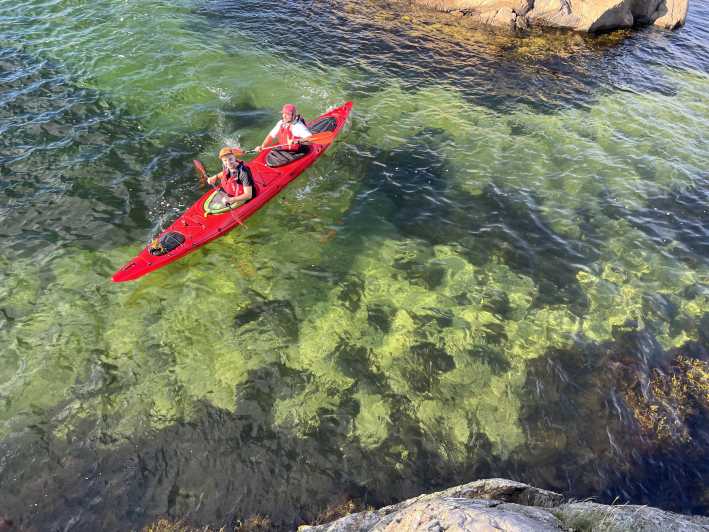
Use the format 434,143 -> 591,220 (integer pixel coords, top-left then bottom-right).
1,0 -> 708,529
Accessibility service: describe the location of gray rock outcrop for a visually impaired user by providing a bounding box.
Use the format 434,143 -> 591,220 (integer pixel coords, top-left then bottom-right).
412,0 -> 689,32
300,478 -> 709,531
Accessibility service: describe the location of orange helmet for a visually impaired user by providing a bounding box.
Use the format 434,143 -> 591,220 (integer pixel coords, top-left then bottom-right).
218,147 -> 244,158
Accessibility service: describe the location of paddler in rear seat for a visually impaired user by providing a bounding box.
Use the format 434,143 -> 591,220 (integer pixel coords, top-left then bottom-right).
207,147 -> 253,207
256,103 -> 312,168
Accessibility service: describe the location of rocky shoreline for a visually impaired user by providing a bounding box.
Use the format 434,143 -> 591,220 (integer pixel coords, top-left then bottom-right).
408,0 -> 689,32
300,478 -> 709,531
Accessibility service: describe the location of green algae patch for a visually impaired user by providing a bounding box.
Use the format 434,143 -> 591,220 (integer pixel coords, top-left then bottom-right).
273,380 -> 350,437
266,238 -> 579,457
354,64 -> 708,249
0,255 -> 43,319
0,252 -> 112,437
351,390 -> 391,448
575,219 -> 708,349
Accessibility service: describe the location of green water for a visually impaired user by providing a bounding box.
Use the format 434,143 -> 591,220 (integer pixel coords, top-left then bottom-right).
1,0 -> 708,529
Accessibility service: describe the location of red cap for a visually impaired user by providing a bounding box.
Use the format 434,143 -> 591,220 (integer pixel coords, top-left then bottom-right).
281,103 -> 296,115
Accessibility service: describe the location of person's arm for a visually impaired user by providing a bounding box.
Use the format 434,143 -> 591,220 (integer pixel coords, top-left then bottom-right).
207,172 -> 221,186
229,184 -> 253,204
291,121 -> 312,141
259,136 -> 274,150
258,121 -> 282,151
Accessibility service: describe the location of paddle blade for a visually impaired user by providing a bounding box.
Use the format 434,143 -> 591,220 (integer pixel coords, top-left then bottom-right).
193,159 -> 208,188
305,131 -> 336,145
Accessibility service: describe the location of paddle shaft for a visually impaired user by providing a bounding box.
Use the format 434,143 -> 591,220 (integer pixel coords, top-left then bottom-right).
252,131 -> 337,153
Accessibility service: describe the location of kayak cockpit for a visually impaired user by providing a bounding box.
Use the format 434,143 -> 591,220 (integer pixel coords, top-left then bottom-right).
203,189 -> 246,215
148,231 -> 185,256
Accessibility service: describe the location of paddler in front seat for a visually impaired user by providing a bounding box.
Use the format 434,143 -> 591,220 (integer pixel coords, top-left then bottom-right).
207,147 -> 253,208
256,103 -> 312,168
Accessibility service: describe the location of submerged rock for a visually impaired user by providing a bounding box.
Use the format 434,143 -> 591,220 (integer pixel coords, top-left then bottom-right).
411,0 -> 689,32
300,478 -> 709,531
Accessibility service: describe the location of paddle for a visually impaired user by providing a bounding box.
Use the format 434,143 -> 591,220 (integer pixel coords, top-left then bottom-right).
302,130 -> 337,145
251,130 -> 338,153
193,159 -> 209,188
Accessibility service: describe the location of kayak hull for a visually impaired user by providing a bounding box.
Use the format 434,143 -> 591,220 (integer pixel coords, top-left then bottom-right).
112,101 -> 352,282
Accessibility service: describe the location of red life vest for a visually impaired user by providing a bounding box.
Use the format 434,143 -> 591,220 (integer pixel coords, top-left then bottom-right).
276,117 -> 304,152
219,167 -> 245,197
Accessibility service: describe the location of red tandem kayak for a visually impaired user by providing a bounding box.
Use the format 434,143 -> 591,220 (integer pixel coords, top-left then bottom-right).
112,101 -> 353,282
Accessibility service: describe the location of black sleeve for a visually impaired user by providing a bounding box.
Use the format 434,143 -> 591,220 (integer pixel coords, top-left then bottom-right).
238,164 -> 253,188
